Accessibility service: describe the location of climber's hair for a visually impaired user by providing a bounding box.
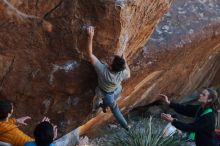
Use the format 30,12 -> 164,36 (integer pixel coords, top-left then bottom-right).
34,121 -> 54,146
111,55 -> 125,72
0,100 -> 13,121
205,88 -> 219,111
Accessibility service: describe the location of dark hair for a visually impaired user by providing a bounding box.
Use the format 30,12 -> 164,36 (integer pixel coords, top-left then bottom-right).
206,88 -> 218,111
111,55 -> 125,72
34,121 -> 54,146
0,100 -> 13,120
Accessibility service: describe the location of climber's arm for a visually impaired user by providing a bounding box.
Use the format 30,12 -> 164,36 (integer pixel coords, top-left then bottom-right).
87,26 -> 98,65
124,57 -> 130,79
122,55 -> 131,79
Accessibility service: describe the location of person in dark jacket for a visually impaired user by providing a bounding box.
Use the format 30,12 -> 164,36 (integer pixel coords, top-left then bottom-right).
160,88 -> 218,146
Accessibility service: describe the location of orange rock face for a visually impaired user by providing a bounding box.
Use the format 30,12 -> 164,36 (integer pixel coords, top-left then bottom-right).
0,0 -> 172,135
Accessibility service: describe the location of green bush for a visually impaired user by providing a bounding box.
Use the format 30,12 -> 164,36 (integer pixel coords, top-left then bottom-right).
107,117 -> 180,146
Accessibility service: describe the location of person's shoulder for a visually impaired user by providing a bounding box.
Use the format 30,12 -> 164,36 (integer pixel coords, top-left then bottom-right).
0,120 -> 17,129
101,62 -> 110,72
118,69 -> 129,79
122,68 -> 128,74
94,58 -> 107,69
100,60 -> 108,67
24,141 -> 36,146
200,110 -> 215,121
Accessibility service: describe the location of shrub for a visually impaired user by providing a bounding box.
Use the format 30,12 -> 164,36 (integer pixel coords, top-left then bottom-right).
107,117 -> 180,146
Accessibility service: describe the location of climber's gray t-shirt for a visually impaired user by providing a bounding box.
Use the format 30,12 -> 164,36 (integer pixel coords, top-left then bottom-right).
94,58 -> 129,93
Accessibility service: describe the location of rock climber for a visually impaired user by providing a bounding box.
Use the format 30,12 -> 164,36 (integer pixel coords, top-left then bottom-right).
86,26 -> 131,130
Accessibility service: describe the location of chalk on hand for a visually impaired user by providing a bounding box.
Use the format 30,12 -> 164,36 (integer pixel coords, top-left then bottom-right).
82,24 -> 95,30
42,20 -> 53,32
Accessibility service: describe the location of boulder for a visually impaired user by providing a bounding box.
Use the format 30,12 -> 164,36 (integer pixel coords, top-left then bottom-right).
0,0 -> 172,135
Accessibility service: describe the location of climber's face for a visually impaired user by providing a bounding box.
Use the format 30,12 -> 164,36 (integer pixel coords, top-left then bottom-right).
198,89 -> 210,104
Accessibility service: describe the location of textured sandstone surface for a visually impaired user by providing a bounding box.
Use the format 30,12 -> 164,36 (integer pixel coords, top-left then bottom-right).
0,0 -> 172,136
127,0 -> 220,105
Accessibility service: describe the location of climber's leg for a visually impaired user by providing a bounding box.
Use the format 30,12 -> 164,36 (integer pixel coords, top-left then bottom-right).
102,92 -> 128,129
109,101 -> 128,130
